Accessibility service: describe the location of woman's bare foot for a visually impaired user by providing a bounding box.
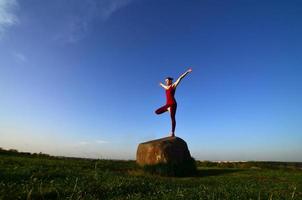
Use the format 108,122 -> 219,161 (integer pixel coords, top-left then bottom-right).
170,132 -> 175,137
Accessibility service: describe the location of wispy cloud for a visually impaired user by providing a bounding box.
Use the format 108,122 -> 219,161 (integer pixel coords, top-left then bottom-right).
0,0 -> 19,39
76,139 -> 109,146
96,140 -> 109,144
97,0 -> 133,20
79,141 -> 89,146
55,0 -> 133,43
12,51 -> 27,63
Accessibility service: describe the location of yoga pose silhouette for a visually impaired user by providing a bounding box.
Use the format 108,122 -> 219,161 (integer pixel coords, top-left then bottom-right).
155,68 -> 192,137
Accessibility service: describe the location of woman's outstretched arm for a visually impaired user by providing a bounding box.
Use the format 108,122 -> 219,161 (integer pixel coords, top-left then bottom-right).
159,82 -> 168,89
173,68 -> 192,88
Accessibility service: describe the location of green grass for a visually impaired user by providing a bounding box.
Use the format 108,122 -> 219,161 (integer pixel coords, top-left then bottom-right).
0,153 -> 301,199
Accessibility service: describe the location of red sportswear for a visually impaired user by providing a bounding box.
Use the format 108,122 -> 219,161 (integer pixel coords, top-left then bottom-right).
166,85 -> 177,105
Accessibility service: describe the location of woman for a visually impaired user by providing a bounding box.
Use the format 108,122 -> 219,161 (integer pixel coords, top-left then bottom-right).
155,68 -> 192,137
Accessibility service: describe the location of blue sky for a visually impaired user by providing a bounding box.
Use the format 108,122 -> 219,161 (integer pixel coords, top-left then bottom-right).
0,0 -> 301,161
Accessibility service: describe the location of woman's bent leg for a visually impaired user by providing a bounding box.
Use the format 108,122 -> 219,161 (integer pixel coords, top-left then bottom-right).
155,104 -> 169,115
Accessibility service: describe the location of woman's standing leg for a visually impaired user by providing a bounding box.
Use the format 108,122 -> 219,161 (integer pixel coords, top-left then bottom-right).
169,104 -> 177,136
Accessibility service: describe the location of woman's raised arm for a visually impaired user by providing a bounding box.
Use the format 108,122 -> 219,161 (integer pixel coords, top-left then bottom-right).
173,68 -> 192,88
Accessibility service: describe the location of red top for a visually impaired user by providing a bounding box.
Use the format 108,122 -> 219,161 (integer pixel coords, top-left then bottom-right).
166,85 -> 177,105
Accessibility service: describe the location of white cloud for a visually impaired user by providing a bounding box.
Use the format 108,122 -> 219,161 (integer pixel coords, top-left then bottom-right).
0,0 -> 133,42
96,140 -> 109,144
76,139 -> 109,146
55,0 -> 133,43
97,0 -> 133,20
79,141 -> 89,146
0,0 -> 19,39
12,51 -> 27,62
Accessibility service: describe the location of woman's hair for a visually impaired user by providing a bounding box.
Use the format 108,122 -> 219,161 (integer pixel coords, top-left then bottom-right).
165,77 -> 173,81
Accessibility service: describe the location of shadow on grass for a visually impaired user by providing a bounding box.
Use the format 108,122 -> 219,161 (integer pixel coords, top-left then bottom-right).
196,168 -> 245,177
139,158 -> 246,178
142,157 -> 198,177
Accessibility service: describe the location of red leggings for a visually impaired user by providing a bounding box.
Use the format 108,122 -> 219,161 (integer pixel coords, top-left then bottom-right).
155,103 -> 177,133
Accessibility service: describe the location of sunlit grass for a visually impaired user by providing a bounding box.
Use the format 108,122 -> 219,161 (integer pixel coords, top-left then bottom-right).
0,153 -> 301,199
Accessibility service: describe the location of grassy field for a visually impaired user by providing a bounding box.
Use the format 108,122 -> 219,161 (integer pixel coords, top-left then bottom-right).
0,151 -> 301,200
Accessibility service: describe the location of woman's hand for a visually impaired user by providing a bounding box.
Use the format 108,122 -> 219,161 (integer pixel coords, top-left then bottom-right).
187,68 -> 192,73
159,82 -> 168,89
